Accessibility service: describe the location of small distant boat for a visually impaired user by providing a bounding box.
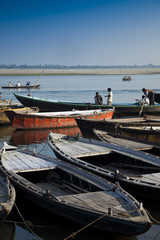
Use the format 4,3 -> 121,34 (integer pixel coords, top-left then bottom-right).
0,172 -> 16,221
0,142 -> 151,235
48,132 -> 160,200
122,76 -> 132,81
1,84 -> 41,89
5,108 -> 114,130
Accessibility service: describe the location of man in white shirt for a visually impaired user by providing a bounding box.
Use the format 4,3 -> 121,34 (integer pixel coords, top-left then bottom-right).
105,88 -> 113,105
17,81 -> 21,87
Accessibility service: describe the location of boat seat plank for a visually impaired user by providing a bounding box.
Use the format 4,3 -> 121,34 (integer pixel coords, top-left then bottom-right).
56,138 -> 160,167
141,172 -> 160,184
56,140 -> 111,157
100,135 -> 153,150
3,151 -> 57,172
78,139 -> 160,167
57,191 -> 134,216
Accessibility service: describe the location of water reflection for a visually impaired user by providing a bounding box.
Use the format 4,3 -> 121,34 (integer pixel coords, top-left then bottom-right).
10,127 -> 81,145
0,125 -> 15,146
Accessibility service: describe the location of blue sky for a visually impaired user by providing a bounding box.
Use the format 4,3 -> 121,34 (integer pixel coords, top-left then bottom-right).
0,0 -> 160,66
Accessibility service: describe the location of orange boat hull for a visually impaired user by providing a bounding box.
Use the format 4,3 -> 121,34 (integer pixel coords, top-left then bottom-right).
6,109 -> 114,129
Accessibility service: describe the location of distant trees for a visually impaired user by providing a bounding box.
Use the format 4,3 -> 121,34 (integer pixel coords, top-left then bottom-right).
0,64 -> 159,69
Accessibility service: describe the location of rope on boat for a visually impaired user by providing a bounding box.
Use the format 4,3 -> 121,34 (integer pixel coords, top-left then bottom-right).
30,141 -> 48,154
14,202 -> 41,240
63,207 -> 160,240
64,212 -> 108,240
146,209 -> 160,224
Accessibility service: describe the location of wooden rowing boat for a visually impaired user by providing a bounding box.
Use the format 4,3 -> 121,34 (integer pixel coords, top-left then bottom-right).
93,129 -> 160,152
118,125 -> 160,143
1,84 -> 40,89
48,132 -> 160,200
14,93 -> 160,116
5,108 -> 114,129
75,117 -> 160,139
122,76 -> 132,81
0,106 -> 39,125
0,173 -> 16,221
0,143 -> 151,235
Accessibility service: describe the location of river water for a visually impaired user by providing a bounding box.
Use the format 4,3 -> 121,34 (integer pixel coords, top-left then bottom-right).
0,74 -> 160,240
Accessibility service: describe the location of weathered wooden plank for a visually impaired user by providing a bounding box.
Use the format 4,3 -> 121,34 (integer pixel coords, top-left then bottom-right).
56,140 -> 111,157
3,151 -> 57,172
142,172 -> 160,184
99,134 -> 153,150
58,191 -> 132,215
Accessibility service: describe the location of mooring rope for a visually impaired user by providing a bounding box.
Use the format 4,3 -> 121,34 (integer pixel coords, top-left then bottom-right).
64,212 -> 108,240
15,203 -> 41,240
63,208 -> 160,240
36,141 -> 48,154
146,209 -> 160,225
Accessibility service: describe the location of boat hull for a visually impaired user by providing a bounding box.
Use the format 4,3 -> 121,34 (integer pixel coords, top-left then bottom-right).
119,126 -> 160,143
75,118 -> 160,142
1,84 -> 40,89
0,173 -> 16,221
5,109 -> 114,129
0,106 -> 39,125
14,93 -> 160,116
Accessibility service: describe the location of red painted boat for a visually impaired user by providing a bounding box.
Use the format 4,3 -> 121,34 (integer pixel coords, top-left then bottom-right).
5,108 -> 114,130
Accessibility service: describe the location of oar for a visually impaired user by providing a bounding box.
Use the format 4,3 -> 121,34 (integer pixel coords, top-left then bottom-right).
28,71 -> 44,96
139,101 -> 144,116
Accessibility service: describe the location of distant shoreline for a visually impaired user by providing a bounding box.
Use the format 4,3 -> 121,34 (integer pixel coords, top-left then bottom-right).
0,68 -> 160,76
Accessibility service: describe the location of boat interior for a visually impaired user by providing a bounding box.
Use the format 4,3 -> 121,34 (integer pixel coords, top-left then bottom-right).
18,168 -> 103,197
77,151 -> 160,177
17,167 -> 138,217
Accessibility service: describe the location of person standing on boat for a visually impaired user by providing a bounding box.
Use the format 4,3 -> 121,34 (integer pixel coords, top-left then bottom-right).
17,81 -> 21,87
105,88 -> 113,105
8,82 -> 12,87
94,92 -> 103,105
142,88 -> 155,105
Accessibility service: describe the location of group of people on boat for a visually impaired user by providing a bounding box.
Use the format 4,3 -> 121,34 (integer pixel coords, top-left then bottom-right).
94,87 -> 155,106
8,81 -> 31,87
8,81 -> 21,87
94,88 -> 113,106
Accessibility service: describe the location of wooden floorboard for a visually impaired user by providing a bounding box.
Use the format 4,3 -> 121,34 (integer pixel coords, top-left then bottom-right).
3,151 -> 57,172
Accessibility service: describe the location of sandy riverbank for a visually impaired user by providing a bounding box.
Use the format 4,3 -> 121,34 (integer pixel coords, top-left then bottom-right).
0,68 -> 160,75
